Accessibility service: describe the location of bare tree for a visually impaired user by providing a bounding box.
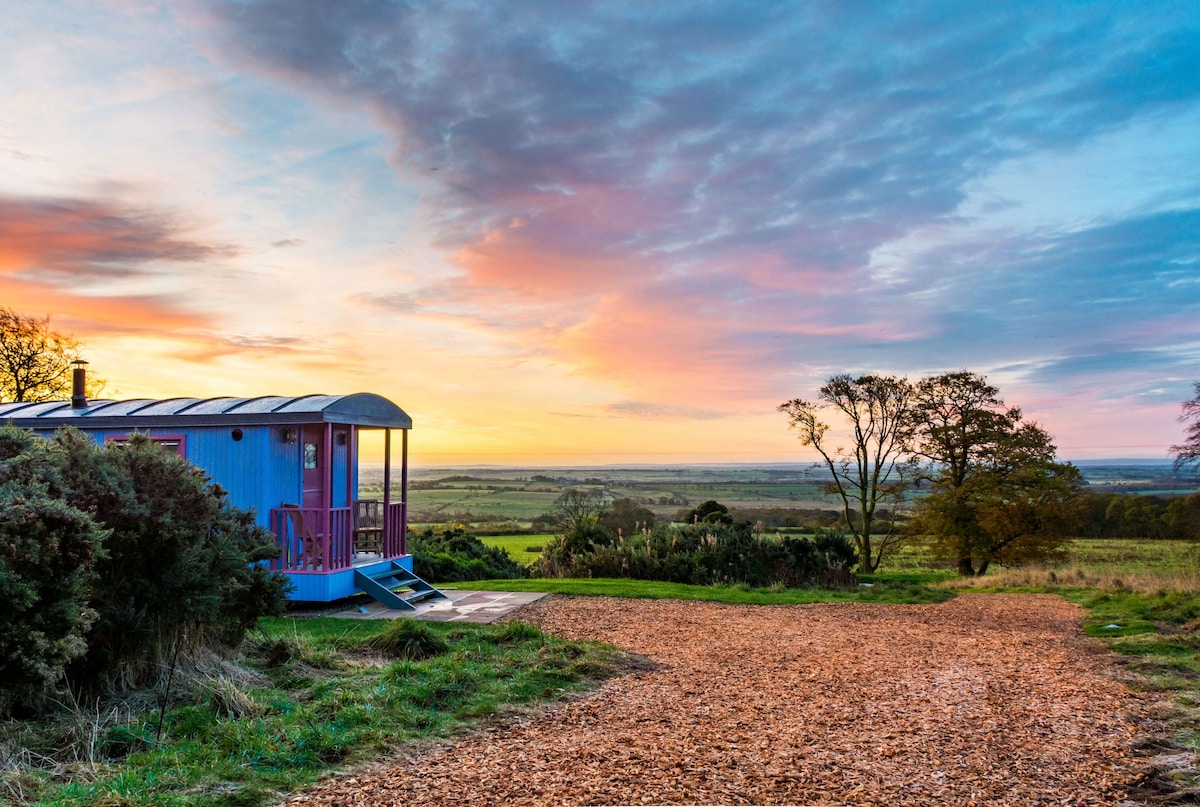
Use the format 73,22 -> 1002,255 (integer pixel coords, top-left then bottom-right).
778,374 -> 915,572
0,309 -> 83,403
1172,382 -> 1200,473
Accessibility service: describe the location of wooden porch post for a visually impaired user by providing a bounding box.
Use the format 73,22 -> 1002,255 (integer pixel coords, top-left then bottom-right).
401,428 -> 409,555
323,422 -> 333,556
383,429 -> 392,554
346,425 -> 356,507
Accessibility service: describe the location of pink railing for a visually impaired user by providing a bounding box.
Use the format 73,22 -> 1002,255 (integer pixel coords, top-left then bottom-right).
268,501 -> 407,573
268,506 -> 352,573
386,501 -> 407,556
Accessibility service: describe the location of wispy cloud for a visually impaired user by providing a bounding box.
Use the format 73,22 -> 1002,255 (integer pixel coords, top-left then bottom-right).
0,194 -> 233,284
202,0 -> 1199,418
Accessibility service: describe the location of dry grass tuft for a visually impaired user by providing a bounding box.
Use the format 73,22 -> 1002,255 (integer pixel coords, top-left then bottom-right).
943,565 -> 1200,594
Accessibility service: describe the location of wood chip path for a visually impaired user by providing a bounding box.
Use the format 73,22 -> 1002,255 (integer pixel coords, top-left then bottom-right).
282,593 -> 1149,806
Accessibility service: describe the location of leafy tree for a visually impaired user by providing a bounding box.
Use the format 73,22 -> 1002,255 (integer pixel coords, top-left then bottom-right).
1172,382 -> 1200,472
549,488 -> 609,533
909,372 -> 1084,575
1165,494 -> 1200,541
683,500 -> 733,525
599,497 -> 656,536
779,374 -> 915,572
0,308 -> 104,403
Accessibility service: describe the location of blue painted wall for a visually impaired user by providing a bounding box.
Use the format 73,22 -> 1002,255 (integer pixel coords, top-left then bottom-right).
62,425 -> 306,529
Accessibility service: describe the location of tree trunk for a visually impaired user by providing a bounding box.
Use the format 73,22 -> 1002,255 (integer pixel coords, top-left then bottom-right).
957,556 -> 977,576
975,559 -> 990,576
859,534 -> 877,573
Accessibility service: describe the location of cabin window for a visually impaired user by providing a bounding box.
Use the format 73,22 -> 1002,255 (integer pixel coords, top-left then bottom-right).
104,433 -> 187,458
231,428 -> 243,441
303,442 -> 318,469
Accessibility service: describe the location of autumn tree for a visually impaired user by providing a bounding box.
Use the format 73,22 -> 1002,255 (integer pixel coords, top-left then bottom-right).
1171,382 -> 1200,472
909,372 -> 1084,575
779,374 -> 915,573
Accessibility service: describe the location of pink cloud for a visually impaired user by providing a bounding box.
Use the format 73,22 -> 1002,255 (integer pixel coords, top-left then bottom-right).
0,195 -> 231,282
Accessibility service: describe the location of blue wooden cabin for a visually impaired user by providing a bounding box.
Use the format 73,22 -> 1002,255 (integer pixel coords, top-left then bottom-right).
0,376 -> 443,609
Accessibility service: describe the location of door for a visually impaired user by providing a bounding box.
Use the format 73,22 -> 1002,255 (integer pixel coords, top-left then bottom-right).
301,425 -> 326,508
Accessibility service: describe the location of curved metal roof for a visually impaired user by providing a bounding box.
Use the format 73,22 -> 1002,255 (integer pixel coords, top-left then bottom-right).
0,393 -> 412,430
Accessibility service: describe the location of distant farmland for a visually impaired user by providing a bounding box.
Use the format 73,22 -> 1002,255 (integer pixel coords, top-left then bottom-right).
360,464 -> 839,522
356,462 -> 1197,525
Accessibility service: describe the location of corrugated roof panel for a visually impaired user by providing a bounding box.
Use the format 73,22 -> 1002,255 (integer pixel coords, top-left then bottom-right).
274,395 -> 345,413
181,398 -> 245,415
0,401 -> 70,418
75,400 -> 157,417
226,397 -> 304,414
123,399 -> 200,416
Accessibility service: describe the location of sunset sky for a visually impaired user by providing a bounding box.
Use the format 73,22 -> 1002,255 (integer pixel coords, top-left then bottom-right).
2,1 -> 1197,465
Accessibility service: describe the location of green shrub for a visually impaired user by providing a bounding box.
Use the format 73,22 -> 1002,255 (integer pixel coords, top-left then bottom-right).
0,426 -> 291,704
410,527 -> 525,582
0,427 -> 106,715
533,521 -> 858,588
51,430 -> 291,692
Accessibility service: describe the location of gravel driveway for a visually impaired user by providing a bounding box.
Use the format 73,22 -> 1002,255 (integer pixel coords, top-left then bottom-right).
283,593 -> 1147,806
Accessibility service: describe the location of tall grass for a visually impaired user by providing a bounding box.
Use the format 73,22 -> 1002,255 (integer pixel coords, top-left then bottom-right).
945,565 -> 1200,595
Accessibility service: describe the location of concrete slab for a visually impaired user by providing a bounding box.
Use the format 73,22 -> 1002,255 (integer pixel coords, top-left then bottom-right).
326,589 -> 548,624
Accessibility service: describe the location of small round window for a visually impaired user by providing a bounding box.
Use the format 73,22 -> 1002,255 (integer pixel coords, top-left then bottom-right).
231,428 -> 244,441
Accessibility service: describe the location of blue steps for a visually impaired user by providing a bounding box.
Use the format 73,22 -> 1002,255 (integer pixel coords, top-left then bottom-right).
353,562 -> 448,611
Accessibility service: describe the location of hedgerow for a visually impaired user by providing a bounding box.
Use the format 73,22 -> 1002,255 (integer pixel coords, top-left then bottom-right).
532,520 -> 858,588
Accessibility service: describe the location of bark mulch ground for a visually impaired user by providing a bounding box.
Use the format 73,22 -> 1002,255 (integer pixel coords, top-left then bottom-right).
282,593 -> 1152,806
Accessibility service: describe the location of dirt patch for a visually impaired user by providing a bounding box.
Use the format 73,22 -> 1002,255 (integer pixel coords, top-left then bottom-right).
281,593 -> 1149,806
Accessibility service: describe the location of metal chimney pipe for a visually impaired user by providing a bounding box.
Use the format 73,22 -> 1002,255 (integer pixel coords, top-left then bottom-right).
70,360 -> 88,409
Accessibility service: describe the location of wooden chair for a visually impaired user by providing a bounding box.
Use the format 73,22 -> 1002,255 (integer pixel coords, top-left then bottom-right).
282,503 -> 323,569
353,499 -> 384,555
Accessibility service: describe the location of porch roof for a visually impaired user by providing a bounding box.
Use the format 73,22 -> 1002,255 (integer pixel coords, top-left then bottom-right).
0,393 -> 412,430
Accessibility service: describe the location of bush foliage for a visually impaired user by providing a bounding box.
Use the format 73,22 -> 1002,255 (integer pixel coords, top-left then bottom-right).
0,426 -> 290,713
0,428 -> 106,715
532,519 -> 858,588
409,526 -> 526,582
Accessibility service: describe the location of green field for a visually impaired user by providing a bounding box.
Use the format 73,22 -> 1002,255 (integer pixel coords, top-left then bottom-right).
478,533 -> 556,565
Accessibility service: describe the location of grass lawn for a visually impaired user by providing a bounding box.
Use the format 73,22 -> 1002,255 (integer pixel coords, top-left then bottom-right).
461,573 -> 955,605
3,618 -> 622,807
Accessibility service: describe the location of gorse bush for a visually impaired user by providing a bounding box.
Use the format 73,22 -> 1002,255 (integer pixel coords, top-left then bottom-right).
533,520 -> 858,588
53,430 -> 290,693
0,428 -> 106,716
0,426 -> 290,712
410,526 -> 526,582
